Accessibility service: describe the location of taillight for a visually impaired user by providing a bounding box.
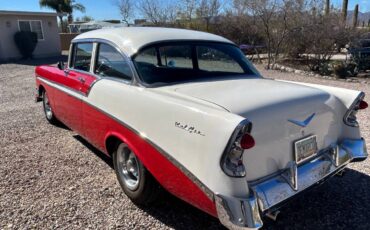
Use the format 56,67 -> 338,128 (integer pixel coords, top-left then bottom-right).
220,120 -> 254,177
240,133 -> 255,149
359,100 -> 368,110
344,93 -> 366,127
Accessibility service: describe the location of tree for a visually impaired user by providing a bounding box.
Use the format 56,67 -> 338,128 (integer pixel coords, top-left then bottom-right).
181,0 -> 198,21
352,4 -> 359,29
65,0 -> 86,24
39,0 -> 85,31
138,0 -> 178,25
76,15 -> 94,22
325,0 -> 330,16
197,0 -> 220,18
196,0 -> 221,31
115,0 -> 134,25
341,0 -> 348,24
39,0 -> 67,31
246,0 -> 293,68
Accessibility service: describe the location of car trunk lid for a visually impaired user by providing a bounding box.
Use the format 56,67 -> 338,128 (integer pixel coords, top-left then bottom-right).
161,78 -> 342,181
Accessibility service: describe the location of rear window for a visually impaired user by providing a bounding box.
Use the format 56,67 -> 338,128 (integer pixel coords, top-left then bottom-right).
133,42 -> 258,86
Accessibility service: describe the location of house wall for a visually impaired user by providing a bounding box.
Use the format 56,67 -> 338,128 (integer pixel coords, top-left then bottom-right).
0,14 -> 61,61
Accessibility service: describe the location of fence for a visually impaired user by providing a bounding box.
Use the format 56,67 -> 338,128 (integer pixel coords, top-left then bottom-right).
60,33 -> 79,51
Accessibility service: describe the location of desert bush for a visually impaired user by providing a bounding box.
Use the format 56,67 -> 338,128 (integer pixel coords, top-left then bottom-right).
332,61 -> 358,78
13,31 -> 38,59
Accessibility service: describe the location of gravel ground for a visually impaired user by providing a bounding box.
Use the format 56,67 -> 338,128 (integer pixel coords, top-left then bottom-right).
0,59 -> 369,230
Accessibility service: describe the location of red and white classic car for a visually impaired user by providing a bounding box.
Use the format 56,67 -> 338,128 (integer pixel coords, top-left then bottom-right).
35,27 -> 368,229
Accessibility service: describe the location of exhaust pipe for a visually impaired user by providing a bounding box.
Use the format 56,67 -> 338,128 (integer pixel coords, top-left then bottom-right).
266,210 -> 280,221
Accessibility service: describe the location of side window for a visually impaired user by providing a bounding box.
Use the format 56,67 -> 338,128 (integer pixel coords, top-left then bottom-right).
197,46 -> 244,73
159,45 -> 193,69
134,47 -> 158,65
18,20 -> 44,40
73,43 -> 93,72
94,43 -> 132,81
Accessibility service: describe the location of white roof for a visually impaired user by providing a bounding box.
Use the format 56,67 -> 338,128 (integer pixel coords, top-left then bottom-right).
73,27 -> 234,56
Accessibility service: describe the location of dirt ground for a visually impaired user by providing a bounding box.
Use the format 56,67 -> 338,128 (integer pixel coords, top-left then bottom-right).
0,59 -> 369,229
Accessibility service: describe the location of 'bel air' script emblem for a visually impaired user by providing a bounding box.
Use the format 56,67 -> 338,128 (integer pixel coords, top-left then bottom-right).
175,122 -> 205,136
288,113 -> 316,128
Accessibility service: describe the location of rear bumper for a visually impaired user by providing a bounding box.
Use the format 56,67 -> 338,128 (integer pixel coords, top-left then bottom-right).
216,138 -> 367,230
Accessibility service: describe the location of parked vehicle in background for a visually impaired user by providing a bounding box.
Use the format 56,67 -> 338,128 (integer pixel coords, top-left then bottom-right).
35,27 -> 368,229
348,39 -> 370,72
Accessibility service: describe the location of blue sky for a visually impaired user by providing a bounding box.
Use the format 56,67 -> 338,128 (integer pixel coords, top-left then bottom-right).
0,0 -> 369,21
0,0 -> 122,20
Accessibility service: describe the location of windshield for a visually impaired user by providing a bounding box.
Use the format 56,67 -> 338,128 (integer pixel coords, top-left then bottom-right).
133,42 -> 260,86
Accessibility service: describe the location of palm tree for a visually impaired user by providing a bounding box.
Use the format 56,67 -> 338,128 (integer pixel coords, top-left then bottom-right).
65,0 -> 86,24
39,0 -> 85,32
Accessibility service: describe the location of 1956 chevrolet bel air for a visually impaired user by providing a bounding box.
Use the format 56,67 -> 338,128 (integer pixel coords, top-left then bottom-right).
35,27 -> 368,229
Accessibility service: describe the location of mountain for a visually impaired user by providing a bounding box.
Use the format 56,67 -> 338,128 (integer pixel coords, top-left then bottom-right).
347,11 -> 370,26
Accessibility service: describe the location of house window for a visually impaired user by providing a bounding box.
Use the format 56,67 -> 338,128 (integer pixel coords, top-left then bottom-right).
18,20 -> 44,40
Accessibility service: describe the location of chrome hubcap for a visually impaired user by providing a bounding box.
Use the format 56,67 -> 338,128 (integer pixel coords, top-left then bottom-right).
116,144 -> 140,190
43,92 -> 53,120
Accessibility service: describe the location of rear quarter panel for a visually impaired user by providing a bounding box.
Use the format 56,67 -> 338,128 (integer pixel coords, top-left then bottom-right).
85,79 -> 250,197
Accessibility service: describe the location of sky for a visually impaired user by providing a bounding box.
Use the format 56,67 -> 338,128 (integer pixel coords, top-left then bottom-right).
0,0 -> 369,21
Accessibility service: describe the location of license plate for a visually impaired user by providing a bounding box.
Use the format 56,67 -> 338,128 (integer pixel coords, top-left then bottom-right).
294,135 -> 318,164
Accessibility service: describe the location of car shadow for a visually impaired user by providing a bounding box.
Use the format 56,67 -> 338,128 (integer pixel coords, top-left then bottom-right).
262,168 -> 370,230
0,54 -> 68,66
71,135 -> 370,229
73,135 -> 113,169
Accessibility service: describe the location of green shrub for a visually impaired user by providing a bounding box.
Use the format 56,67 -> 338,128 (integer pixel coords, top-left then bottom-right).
332,61 -> 358,78
13,31 -> 38,59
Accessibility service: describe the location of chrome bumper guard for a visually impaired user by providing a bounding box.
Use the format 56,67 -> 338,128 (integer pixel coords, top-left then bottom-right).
216,138 -> 367,230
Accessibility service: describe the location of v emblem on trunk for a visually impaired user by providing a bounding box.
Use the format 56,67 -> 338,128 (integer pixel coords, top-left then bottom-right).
288,113 -> 316,127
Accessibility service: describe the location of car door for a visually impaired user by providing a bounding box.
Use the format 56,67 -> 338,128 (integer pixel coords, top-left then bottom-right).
82,42 -> 134,150
55,42 -> 96,133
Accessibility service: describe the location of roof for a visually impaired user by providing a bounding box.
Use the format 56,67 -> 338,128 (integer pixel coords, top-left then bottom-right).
73,27 -> 234,56
0,10 -> 58,17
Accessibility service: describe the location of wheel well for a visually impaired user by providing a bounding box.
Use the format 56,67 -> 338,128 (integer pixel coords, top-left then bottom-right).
105,135 -> 122,156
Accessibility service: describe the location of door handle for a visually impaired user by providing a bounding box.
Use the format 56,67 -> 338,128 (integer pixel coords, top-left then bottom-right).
78,77 -> 86,83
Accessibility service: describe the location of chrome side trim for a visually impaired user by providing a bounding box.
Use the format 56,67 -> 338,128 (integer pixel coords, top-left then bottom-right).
37,76 -> 86,97
37,76 -> 215,201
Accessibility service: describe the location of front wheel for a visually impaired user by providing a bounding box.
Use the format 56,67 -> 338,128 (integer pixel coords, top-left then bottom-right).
113,143 -> 162,205
42,90 -> 59,125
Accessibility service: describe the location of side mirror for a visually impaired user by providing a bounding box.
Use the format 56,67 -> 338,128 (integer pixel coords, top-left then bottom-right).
57,61 -> 65,70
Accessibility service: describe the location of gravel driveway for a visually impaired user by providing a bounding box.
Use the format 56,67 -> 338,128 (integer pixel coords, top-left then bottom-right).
0,59 -> 369,230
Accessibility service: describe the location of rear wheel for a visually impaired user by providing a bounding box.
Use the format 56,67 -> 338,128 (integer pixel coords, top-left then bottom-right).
42,90 -> 59,125
113,143 -> 161,205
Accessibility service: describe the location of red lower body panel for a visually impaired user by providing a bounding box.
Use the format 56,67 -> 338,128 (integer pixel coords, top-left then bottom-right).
82,102 -> 217,216
39,77 -> 218,217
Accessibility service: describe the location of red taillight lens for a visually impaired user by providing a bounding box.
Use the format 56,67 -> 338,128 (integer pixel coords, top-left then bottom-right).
359,100 -> 368,110
240,133 -> 255,149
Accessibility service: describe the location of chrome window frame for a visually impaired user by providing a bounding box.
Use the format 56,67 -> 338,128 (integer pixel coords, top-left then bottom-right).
69,38 -> 139,86
93,42 -> 135,84
68,42 -> 95,73
131,40 -> 262,88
